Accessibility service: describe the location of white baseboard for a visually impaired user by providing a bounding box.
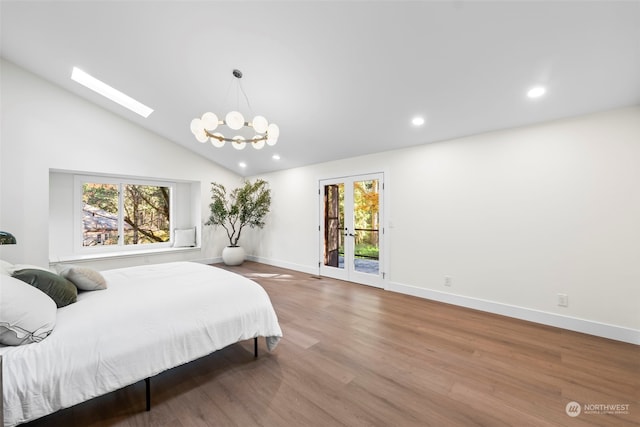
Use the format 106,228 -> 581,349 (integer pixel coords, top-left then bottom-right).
387,281 -> 640,345
246,255 -> 319,276
239,257 -> 639,345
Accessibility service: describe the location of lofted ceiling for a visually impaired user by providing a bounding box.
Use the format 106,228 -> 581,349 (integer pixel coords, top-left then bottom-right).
1,1 -> 639,177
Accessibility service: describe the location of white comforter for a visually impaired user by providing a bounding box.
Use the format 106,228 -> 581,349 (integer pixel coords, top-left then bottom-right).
1,262 -> 282,426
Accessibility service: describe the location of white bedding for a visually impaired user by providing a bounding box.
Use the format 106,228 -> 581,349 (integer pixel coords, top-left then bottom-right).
0,261 -> 282,426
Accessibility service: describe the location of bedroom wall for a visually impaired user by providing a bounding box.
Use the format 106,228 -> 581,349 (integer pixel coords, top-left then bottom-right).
2,58 -> 638,343
0,59 -> 241,269
247,106 -> 640,343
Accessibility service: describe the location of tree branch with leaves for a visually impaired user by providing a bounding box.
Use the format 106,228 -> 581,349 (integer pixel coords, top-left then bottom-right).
205,179 -> 271,247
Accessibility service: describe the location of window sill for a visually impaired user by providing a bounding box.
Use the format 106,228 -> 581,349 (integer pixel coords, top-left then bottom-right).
50,246 -> 201,264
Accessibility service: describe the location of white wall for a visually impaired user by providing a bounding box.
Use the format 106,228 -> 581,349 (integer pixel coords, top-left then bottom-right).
248,107 -> 640,343
0,59 -> 241,269
2,58 -> 638,342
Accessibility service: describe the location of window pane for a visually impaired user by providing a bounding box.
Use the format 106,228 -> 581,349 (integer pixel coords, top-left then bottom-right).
353,179 -> 379,274
323,183 -> 344,268
82,183 -> 119,246
123,184 -> 170,245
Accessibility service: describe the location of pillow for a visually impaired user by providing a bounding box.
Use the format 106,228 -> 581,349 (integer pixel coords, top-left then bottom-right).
56,265 -> 107,291
0,275 -> 57,345
11,269 -> 77,308
7,263 -> 53,275
173,227 -> 196,247
0,259 -> 12,276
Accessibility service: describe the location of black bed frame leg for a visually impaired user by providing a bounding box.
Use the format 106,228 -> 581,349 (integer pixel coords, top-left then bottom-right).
144,339 -> 256,412
145,377 -> 151,411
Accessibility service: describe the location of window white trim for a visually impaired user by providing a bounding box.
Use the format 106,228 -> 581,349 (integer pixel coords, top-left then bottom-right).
53,246 -> 200,264
73,174 -> 175,254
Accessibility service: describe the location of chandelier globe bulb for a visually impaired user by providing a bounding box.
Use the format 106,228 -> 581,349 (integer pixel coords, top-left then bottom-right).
253,138 -> 265,150
252,116 -> 269,134
232,135 -> 247,150
201,112 -> 219,131
190,118 -> 204,135
211,133 -> 225,147
226,111 -> 245,130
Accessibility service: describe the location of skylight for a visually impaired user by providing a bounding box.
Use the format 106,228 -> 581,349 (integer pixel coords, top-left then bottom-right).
71,67 -> 154,118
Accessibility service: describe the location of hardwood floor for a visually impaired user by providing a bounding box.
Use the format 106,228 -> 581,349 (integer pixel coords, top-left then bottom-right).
23,262 -> 639,426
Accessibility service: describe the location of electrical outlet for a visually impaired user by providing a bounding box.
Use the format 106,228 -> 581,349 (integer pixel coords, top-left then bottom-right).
557,293 -> 568,307
444,276 -> 452,287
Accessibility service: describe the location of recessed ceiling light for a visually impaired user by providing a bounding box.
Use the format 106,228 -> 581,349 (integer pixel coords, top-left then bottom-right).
239,162 -> 247,168
71,67 -> 154,118
411,116 -> 425,126
527,86 -> 546,99
272,154 -> 281,160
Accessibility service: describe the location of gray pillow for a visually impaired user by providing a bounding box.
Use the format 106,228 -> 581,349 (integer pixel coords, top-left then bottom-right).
56,265 -> 107,291
12,269 -> 77,308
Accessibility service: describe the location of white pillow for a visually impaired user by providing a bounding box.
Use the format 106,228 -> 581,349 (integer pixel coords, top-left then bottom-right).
173,227 -> 196,247
7,263 -> 53,275
0,275 -> 57,346
56,265 -> 107,291
0,259 -> 12,276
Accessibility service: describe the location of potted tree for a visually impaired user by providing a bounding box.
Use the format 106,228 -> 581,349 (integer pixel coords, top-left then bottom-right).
206,179 -> 271,265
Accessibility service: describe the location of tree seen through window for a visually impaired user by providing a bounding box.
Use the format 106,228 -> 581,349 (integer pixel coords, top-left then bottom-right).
82,182 -> 170,246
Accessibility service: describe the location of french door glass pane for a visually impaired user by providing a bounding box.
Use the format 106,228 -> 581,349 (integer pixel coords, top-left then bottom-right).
323,183 -> 344,268
353,179 -> 379,274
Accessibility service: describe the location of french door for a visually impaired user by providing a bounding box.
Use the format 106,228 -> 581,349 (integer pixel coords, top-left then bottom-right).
319,173 -> 384,287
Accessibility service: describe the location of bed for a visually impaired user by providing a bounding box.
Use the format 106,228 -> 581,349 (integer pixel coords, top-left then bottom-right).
0,261 -> 282,426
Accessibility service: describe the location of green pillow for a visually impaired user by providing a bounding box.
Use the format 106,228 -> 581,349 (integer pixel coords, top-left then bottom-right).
12,269 -> 77,308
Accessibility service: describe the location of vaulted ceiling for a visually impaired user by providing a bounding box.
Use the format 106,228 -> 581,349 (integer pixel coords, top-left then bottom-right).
2,1 -> 639,176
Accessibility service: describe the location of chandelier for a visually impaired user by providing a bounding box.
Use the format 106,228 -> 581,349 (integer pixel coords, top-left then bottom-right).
189,69 -> 279,150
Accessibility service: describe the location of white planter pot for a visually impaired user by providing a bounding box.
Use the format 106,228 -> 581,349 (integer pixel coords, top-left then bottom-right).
222,246 -> 245,266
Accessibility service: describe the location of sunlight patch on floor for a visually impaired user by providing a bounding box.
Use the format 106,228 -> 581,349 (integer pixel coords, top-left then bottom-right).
247,272 -> 294,279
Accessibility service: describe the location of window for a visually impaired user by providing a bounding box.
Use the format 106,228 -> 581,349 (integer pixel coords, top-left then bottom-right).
50,171 -> 200,262
77,176 -> 173,251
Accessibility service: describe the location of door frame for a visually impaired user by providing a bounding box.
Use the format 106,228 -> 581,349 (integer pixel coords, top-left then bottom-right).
318,172 -> 386,288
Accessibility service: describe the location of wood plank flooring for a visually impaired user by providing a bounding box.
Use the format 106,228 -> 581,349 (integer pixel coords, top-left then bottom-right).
22,262 -> 639,426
